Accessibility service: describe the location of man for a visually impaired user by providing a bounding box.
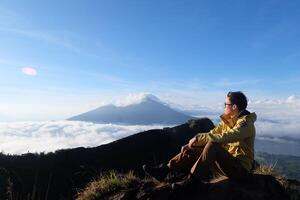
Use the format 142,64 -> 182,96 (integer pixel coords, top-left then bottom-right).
143,91 -> 257,190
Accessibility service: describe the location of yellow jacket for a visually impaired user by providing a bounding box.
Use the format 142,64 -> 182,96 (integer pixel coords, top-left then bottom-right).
195,111 -> 257,171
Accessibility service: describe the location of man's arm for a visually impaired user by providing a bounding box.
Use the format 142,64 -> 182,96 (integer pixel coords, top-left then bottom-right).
203,119 -> 254,143
191,121 -> 223,146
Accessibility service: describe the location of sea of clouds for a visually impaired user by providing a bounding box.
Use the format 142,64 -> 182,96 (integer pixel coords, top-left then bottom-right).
249,95 -> 300,141
0,94 -> 300,155
0,121 -> 166,154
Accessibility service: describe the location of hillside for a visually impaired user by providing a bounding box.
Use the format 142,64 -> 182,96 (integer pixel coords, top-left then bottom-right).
256,152 -> 300,180
76,166 -> 299,200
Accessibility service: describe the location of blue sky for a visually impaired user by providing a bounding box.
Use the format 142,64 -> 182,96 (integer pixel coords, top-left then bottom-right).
0,0 -> 300,121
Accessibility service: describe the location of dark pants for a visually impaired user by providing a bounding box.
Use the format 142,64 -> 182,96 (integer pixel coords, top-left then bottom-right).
167,142 -> 249,181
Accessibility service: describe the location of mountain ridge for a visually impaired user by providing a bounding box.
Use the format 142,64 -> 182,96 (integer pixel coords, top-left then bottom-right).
68,96 -> 193,125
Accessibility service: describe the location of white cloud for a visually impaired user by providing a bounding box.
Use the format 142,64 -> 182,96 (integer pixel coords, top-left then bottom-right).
114,92 -> 165,107
1,118 -> 298,156
248,96 -> 300,120
0,121 -> 167,155
286,95 -> 300,104
255,120 -> 300,140
21,67 -> 38,76
249,95 -> 300,105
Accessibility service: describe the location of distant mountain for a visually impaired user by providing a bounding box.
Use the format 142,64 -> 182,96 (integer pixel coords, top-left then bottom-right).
68,95 -> 193,125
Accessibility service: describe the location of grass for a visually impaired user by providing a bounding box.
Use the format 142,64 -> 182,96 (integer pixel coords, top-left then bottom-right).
254,163 -> 288,188
76,170 -> 140,200
76,164 -> 291,200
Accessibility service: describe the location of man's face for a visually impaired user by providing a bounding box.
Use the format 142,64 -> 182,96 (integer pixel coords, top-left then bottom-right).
224,96 -> 238,116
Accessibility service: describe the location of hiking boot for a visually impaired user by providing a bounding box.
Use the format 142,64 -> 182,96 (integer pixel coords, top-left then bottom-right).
143,164 -> 169,181
171,174 -> 207,193
164,171 -> 186,183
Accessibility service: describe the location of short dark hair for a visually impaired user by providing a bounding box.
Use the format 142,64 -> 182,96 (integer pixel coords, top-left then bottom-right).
227,91 -> 248,111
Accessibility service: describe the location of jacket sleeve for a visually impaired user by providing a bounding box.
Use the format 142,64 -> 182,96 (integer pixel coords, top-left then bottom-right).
206,119 -> 254,143
194,122 -> 223,146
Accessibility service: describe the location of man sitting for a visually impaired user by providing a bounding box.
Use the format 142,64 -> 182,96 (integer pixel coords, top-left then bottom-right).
143,91 -> 257,190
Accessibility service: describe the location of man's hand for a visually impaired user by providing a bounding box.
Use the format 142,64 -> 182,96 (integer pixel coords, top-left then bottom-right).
188,137 -> 197,148
181,144 -> 190,154
180,137 -> 197,156
181,137 -> 197,157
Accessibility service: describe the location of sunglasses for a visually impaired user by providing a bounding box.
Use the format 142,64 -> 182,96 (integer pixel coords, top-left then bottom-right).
224,103 -> 233,108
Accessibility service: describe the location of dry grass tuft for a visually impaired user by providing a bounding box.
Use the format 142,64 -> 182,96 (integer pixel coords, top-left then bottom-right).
254,164 -> 288,188
76,171 -> 139,200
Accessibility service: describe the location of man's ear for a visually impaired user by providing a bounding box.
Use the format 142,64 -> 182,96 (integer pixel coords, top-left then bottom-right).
232,104 -> 238,111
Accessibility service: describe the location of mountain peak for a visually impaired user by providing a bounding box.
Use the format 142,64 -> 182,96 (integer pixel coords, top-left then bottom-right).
114,93 -> 164,107
68,93 -> 192,125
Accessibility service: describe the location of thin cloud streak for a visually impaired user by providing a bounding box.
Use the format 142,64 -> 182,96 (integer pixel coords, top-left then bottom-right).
0,27 -> 82,53
213,79 -> 262,87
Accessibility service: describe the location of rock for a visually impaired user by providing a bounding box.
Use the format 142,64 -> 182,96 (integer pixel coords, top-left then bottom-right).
98,174 -> 297,200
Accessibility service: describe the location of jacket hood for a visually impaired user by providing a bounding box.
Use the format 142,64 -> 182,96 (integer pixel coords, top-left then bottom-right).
245,112 -> 257,123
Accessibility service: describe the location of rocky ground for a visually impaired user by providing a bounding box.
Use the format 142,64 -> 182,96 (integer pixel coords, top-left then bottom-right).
77,171 -> 300,200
